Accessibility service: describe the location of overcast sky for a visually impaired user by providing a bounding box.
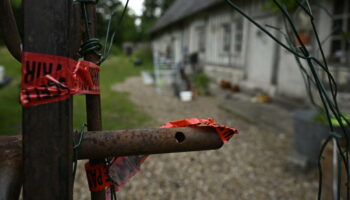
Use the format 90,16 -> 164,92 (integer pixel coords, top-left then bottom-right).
120,0 -> 144,16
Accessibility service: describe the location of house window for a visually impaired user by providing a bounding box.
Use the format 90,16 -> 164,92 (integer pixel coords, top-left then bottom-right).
197,26 -> 206,52
329,0 -> 350,64
234,19 -> 244,54
222,23 -> 232,53
222,19 -> 244,56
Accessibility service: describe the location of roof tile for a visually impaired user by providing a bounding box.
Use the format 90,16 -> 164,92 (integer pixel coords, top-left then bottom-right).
152,0 -> 224,33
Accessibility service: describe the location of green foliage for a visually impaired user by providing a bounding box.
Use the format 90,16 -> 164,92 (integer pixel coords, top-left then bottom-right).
139,0 -> 159,41
313,110 -> 350,127
161,0 -> 175,13
97,0 -> 176,44
139,0 -> 175,41
313,111 -> 328,124
1,0 -> 169,47
0,49 -> 21,134
193,72 -> 211,95
264,0 -> 298,12
97,0 -> 139,45
11,0 -> 21,7
134,47 -> 153,63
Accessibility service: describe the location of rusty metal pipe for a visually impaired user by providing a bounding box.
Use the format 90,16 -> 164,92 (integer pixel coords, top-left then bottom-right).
0,127 -> 223,199
0,127 -> 223,161
0,0 -> 22,61
79,127 -> 223,159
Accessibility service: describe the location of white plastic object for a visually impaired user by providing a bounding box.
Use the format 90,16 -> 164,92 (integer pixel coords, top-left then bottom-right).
0,66 -> 4,83
180,91 -> 192,102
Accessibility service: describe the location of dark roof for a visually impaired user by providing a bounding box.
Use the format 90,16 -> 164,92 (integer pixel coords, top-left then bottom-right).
151,0 -> 224,33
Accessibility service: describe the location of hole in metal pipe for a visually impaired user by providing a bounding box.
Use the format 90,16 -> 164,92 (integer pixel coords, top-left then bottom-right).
175,132 -> 186,143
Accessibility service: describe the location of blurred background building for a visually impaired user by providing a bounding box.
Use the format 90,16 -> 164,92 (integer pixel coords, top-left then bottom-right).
151,0 -> 350,99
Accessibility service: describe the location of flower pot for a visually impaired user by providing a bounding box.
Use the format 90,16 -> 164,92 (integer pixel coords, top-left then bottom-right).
293,110 -> 329,166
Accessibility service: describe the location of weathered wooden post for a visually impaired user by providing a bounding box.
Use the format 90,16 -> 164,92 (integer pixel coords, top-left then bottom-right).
22,0 -> 74,199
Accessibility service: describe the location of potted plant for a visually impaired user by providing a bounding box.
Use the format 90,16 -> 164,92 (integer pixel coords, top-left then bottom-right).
292,109 -> 349,168
193,72 -> 211,96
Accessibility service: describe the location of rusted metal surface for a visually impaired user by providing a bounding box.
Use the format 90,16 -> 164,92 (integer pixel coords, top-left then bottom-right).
80,127 -> 223,159
0,0 -> 22,61
0,127 -> 223,161
0,127 -> 223,199
0,136 -> 22,200
0,127 -> 222,199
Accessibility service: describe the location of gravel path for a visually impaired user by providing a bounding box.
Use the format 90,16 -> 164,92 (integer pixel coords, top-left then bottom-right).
73,76 -> 318,200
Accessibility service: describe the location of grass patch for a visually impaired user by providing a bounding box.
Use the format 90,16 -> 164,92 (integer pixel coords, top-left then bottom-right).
0,48 -> 153,135
0,49 -> 21,134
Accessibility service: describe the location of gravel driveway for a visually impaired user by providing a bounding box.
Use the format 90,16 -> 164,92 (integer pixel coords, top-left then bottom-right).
73,76 -> 318,200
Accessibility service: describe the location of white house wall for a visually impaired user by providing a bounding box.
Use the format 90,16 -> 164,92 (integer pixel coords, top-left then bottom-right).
277,50 -> 307,98
316,0 -> 333,58
244,15 -> 277,93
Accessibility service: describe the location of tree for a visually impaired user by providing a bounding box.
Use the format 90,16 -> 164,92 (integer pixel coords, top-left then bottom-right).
139,0 -> 175,41
160,0 -> 175,14
96,0 -> 139,45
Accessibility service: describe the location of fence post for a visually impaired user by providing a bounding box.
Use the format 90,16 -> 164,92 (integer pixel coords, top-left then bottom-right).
22,0 -> 74,199
80,2 -> 106,200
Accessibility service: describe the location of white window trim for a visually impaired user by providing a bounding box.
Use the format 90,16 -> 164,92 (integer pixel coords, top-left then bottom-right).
329,0 -> 350,65
219,18 -> 245,58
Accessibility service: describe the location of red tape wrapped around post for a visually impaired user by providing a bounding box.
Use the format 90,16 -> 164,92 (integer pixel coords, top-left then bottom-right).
21,52 -> 100,107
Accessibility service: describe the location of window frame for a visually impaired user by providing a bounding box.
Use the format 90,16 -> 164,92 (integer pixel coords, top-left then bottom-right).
233,18 -> 244,56
329,0 -> 350,65
196,25 -> 206,53
220,18 -> 244,57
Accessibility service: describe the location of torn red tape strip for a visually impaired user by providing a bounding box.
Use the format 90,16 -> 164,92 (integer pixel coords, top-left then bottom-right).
85,162 -> 114,192
160,118 -> 238,144
21,52 -> 100,107
108,156 -> 148,191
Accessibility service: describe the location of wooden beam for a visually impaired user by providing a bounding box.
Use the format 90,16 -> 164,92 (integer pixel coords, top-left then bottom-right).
22,0 -> 73,199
